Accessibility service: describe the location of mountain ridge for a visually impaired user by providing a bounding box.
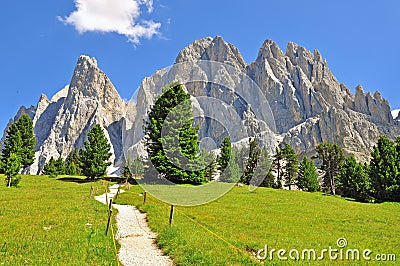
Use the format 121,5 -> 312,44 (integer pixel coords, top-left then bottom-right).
3,36 -> 400,174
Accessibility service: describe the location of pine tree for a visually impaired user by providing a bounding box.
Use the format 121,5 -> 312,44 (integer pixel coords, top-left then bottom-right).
4,153 -> 21,187
122,157 -> 133,178
1,123 -> 23,172
236,146 -> 249,174
202,150 -> 218,181
79,125 -> 112,180
43,157 -> 58,178
253,147 -> 273,187
220,149 -> 241,183
1,115 -> 36,174
369,135 -> 400,202
338,156 -> 371,202
124,156 -> 145,177
218,137 -> 232,172
144,82 -> 205,184
131,156 -> 145,176
261,170 -> 276,188
273,147 -> 284,189
55,157 -> 66,175
65,149 -> 82,176
315,142 -> 344,195
282,144 -> 299,190
297,157 -> 319,192
122,164 -> 133,178
15,114 -> 36,169
242,138 -> 261,185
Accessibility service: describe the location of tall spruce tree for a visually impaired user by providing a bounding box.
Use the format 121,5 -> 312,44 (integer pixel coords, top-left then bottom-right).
369,135 -> 400,202
261,170 -> 276,188
43,157 -> 59,178
253,147 -> 273,187
144,82 -> 205,184
236,146 -> 249,174
65,149 -> 82,176
220,149 -> 241,183
297,157 -> 319,192
282,144 -> 299,190
315,142 -> 344,195
338,156 -> 371,202
15,114 -> 36,169
79,125 -> 112,180
1,115 -> 35,174
1,123 -> 23,172
218,137 -> 232,172
202,150 -> 218,181
242,138 -> 261,185
4,153 -> 22,187
273,147 -> 284,189
131,156 -> 145,176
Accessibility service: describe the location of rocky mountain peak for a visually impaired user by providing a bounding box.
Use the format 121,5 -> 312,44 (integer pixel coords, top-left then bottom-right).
313,49 -> 323,62
4,54 -> 129,174
175,36 -> 246,71
38,94 -> 50,104
4,36 -> 400,174
175,37 -> 213,63
257,39 -> 285,61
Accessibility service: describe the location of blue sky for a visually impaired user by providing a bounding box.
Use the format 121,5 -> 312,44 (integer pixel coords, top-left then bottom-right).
1,0 -> 399,133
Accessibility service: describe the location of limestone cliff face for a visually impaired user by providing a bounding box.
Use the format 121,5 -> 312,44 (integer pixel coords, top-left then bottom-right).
126,36 -> 399,162
4,56 -> 130,174
5,36 -> 400,174
244,39 -> 399,160
1,105 -> 36,148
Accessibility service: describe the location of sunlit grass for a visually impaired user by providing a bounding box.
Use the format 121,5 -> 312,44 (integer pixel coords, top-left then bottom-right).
0,174 -> 118,265
115,183 -> 400,265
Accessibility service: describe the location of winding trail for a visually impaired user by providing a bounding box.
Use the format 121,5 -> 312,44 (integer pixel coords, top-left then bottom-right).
95,184 -> 174,266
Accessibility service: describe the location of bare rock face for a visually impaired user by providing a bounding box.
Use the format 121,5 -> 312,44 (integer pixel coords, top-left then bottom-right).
1,105 -> 36,147
126,36 -> 400,162
5,56 -> 130,174
244,39 -> 399,161
5,36 -> 400,175
124,36 -> 278,161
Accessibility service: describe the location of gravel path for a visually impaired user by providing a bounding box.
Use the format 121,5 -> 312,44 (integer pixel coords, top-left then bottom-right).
95,184 -> 174,266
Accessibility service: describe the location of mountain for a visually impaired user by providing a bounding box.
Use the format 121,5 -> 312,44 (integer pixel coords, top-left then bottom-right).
124,36 -> 400,162
4,36 -> 400,174
3,56 -> 128,174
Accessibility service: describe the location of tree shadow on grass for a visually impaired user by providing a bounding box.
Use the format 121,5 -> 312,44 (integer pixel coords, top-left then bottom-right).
57,177 -> 93,183
57,176 -> 141,184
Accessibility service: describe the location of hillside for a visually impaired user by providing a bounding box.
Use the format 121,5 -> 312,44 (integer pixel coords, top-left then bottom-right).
0,175 -> 117,265
115,184 -> 400,265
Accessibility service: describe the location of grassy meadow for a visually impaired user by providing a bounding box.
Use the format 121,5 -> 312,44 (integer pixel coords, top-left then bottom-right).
0,174 -> 118,265
0,174 -> 398,265
115,184 -> 400,265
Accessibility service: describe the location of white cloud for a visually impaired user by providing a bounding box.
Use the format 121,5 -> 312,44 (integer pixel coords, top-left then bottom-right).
59,0 -> 161,44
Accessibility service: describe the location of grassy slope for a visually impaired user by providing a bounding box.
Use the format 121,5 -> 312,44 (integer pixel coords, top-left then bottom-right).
0,175 -> 118,265
115,184 -> 400,265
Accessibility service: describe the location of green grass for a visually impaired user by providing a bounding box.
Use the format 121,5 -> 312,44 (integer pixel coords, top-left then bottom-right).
115,184 -> 400,265
0,174 -> 119,265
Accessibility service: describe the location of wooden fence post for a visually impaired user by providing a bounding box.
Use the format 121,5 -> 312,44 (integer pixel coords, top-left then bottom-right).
143,191 -> 147,205
89,186 -> 93,198
169,205 -> 175,226
105,187 -> 108,205
105,199 -> 113,236
115,186 -> 120,200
